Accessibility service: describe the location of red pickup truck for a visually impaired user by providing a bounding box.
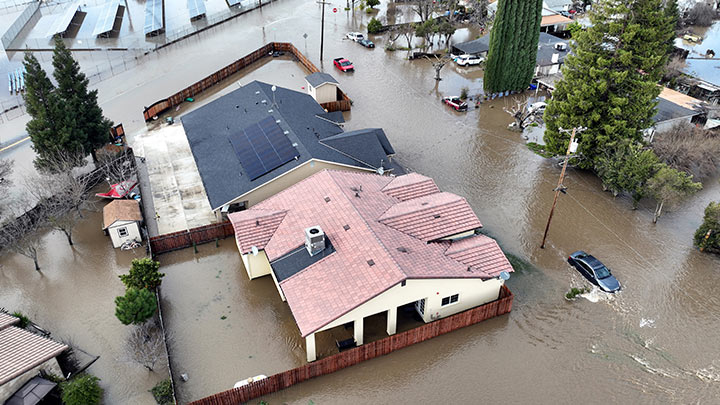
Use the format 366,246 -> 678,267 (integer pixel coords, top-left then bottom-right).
333,57 -> 354,72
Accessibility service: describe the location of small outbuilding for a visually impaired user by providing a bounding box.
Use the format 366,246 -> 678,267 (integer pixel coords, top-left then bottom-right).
102,199 -> 143,248
305,72 -> 339,104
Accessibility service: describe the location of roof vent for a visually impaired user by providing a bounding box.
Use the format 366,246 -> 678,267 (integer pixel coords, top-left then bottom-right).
343,224 -> 350,231
255,91 -> 260,95
421,202 -> 429,206
304,226 -> 325,256
367,259 -> 375,266
324,197 -> 331,203
276,119 -> 281,123
284,131 -> 290,135
433,214 -> 441,219
397,247 -> 408,253
261,99 -> 267,104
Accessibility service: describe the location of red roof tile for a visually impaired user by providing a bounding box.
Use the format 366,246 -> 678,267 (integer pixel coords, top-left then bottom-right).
228,210 -> 287,254
231,170 -> 513,336
0,312 -> 20,330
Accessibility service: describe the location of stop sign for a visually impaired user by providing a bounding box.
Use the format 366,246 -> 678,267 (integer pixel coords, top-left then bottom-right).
333,7 -> 337,12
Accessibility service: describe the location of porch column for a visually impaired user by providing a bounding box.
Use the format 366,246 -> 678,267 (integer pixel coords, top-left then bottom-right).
354,318 -> 364,345
306,333 -> 316,362
386,307 -> 397,335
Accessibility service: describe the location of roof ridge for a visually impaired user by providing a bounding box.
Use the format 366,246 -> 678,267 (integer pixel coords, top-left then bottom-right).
378,193 -> 463,222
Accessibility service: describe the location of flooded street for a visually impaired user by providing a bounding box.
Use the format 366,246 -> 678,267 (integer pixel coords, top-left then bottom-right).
2,0 -> 720,403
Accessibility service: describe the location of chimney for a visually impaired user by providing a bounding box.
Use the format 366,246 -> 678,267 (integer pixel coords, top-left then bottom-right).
551,53 -> 559,64
304,226 -> 326,256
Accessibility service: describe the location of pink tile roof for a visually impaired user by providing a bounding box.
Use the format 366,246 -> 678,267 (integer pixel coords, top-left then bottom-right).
444,234 -> 514,278
228,209 -> 287,254
0,325 -> 68,384
382,172 -> 440,201
231,170 -> 513,336
378,192 -> 482,241
0,312 -> 20,330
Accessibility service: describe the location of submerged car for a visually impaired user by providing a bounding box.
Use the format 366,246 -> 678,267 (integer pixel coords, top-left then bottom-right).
333,57 -> 354,72
443,96 -> 468,112
358,39 -> 375,48
568,251 -> 621,293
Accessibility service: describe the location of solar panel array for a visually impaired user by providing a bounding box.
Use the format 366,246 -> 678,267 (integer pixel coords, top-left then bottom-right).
46,1 -> 81,37
226,0 -> 242,7
144,0 -> 164,36
229,116 -> 300,181
187,0 -> 206,20
93,1 -> 122,37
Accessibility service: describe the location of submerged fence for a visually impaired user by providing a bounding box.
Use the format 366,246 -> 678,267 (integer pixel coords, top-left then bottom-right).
142,42 -> 351,121
148,221 -> 235,255
190,285 -> 514,404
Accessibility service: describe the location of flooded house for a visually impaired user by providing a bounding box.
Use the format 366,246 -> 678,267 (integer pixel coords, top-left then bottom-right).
180,81 -> 402,218
228,170 -> 514,362
0,313 -> 68,403
647,87 -> 704,141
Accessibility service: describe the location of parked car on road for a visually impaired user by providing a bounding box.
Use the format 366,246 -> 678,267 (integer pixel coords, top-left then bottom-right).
347,32 -> 365,42
358,39 -> 375,48
455,54 -> 484,66
443,96 -> 468,112
333,57 -> 355,72
568,251 -> 621,293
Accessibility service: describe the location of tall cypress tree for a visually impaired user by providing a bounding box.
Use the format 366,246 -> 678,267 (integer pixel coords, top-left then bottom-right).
24,52 -> 68,170
484,0 -> 543,94
52,38 -> 113,162
543,0 -> 676,169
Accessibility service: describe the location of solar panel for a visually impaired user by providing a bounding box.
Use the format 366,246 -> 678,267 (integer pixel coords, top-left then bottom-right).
144,0 -> 164,36
228,117 -> 300,181
93,1 -> 123,37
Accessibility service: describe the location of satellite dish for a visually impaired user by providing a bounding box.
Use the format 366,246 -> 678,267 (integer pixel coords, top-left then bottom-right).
251,246 -> 259,256
271,85 -> 277,92
499,271 -> 510,281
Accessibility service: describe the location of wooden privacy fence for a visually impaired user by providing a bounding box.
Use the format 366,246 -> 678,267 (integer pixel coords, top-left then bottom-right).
142,42 -> 351,121
190,285 -> 514,405
149,221 -> 234,255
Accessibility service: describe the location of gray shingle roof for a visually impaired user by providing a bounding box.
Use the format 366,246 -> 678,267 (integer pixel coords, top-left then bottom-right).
181,81 -> 401,210
305,72 -> 338,88
452,36 -> 490,56
653,97 -> 700,123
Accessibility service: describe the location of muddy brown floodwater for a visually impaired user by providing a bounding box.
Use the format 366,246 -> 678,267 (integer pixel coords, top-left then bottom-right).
2,0 -> 720,403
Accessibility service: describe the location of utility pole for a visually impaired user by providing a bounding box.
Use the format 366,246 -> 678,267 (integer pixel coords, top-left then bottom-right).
320,1 -> 325,61
540,127 -> 584,249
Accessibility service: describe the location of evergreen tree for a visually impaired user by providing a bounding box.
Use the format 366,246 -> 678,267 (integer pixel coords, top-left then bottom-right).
483,0 -> 543,93
694,201 -> 720,253
119,258 -> 165,290
52,38 -> 113,162
543,0 -> 676,169
23,52 -> 66,170
60,374 -> 103,405
115,287 -> 157,325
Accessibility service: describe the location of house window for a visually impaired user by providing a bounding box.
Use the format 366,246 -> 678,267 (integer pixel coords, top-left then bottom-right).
117,227 -> 129,238
441,294 -> 459,306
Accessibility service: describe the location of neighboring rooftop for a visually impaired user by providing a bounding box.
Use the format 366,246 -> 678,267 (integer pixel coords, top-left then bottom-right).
102,199 -> 142,229
0,315 -> 68,385
229,170 -> 513,337
305,72 -> 339,87
654,87 -> 703,123
181,81 -> 403,211
0,312 -> 20,330
452,36 -> 490,56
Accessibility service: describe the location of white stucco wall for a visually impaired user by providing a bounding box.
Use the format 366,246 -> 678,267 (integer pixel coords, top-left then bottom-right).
108,220 -> 141,248
0,357 -> 63,403
315,277 -> 504,335
240,250 -> 272,279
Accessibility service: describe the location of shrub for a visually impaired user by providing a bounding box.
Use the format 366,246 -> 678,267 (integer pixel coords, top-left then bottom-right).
120,258 -> 165,290
367,17 -> 383,34
11,311 -> 30,328
115,287 -> 157,325
460,86 -> 469,100
565,287 -> 590,300
694,201 -> 720,253
150,379 -> 173,405
60,374 -> 103,405
366,0 -> 379,8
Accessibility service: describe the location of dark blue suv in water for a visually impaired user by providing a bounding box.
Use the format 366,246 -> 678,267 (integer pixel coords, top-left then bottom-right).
568,251 -> 621,293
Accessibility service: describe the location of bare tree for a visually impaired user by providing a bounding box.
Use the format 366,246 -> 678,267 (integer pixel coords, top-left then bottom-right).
0,159 -> 13,217
400,24 -> 416,50
503,97 -> 537,130
0,214 -> 44,271
651,122 -> 720,180
123,320 -> 166,371
425,54 -> 451,80
685,2 -> 715,26
25,150 -> 95,246
413,0 -> 434,22
96,146 -> 137,185
663,57 -> 687,83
